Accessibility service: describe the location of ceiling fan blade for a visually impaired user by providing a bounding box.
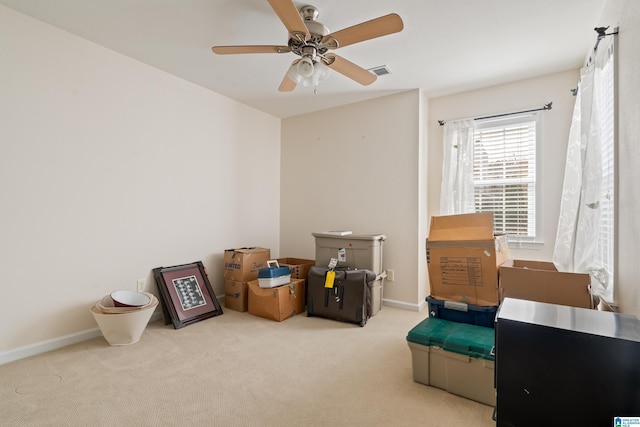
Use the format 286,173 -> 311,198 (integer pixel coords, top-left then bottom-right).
211,45 -> 290,55
267,0 -> 310,39
279,60 -> 300,92
325,54 -> 377,86
322,13 -> 403,49
278,74 -> 298,92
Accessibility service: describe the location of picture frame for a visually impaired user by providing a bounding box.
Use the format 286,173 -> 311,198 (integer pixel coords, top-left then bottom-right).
153,261 -> 223,329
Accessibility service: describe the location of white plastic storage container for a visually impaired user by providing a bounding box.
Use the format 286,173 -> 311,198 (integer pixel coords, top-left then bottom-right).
312,233 -> 386,316
312,233 -> 385,273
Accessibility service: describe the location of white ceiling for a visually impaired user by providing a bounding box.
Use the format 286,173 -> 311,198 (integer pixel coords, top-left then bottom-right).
1,0 -> 609,118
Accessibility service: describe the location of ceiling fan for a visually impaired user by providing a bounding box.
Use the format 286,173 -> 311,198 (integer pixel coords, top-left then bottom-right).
211,0 -> 404,92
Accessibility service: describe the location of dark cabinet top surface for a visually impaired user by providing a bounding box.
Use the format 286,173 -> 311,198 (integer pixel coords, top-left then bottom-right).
497,297 -> 640,342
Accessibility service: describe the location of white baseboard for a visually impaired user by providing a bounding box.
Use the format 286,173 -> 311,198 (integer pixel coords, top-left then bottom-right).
382,298 -> 427,312
0,312 -> 163,365
0,328 -> 102,366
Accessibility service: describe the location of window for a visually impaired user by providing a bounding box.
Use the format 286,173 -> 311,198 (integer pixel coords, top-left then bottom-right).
472,113 -> 539,242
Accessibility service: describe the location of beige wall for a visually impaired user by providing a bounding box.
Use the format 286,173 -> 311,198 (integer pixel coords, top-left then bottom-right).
614,0 -> 640,315
0,6 -> 281,360
280,90 -> 428,310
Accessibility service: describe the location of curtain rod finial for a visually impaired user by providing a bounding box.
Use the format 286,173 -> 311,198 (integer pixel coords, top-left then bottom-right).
438,120 -> 445,126
595,26 -> 609,38
544,102 -> 553,110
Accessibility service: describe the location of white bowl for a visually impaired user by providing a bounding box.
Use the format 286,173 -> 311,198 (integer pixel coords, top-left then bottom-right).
97,293 -> 156,314
110,290 -> 151,308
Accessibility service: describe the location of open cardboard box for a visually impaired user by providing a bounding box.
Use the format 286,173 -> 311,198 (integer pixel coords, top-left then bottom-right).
247,278 -> 305,322
426,212 -> 509,306
499,259 -> 593,308
276,257 -> 315,280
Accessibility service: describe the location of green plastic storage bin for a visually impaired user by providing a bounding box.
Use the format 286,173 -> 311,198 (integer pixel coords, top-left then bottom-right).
407,317 -> 495,360
406,317 -> 496,406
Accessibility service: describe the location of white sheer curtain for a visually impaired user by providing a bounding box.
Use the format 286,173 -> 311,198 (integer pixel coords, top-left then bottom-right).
440,119 -> 476,215
553,35 -> 613,301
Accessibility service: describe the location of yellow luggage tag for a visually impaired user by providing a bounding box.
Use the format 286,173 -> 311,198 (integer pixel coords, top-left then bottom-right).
324,270 -> 336,288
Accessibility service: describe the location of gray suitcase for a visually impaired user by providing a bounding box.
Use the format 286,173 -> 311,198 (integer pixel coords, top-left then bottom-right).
306,266 -> 376,327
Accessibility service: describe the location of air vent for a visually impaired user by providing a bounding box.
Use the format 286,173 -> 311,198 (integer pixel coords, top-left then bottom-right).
368,65 -> 391,76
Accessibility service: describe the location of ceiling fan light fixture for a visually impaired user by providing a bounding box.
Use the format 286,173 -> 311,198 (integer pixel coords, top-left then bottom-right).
296,56 -> 315,78
285,63 -> 303,84
287,59 -> 331,88
301,60 -> 331,87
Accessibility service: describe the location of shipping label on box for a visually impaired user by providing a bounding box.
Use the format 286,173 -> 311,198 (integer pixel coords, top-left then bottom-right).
440,256 -> 485,286
223,247 -> 271,282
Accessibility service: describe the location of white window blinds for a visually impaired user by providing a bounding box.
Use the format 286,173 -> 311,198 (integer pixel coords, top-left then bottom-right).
473,114 -> 538,240
594,40 -> 616,302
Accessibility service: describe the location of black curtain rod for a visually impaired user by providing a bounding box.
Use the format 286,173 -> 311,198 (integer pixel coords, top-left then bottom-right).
570,27 -> 619,96
593,26 -> 618,53
437,102 -> 552,126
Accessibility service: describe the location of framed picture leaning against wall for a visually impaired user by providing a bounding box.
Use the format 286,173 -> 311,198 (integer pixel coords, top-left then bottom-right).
153,261 -> 223,329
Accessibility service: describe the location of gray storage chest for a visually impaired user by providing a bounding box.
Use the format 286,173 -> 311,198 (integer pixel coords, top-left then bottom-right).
312,233 -> 386,316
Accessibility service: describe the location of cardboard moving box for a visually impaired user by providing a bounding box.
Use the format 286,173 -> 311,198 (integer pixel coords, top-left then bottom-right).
224,279 -> 248,312
499,259 -> 593,308
223,247 -> 271,282
247,279 -> 305,322
426,212 -> 509,306
276,258 -> 315,280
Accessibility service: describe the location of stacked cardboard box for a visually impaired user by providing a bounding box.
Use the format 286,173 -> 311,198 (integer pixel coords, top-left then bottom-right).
426,212 -> 594,312
223,247 -> 270,312
426,212 -> 509,307
247,278 -> 306,322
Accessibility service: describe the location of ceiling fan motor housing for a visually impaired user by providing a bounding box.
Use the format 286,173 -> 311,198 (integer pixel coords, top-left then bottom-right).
304,21 -> 329,43
300,5 -> 319,22
288,5 -> 330,56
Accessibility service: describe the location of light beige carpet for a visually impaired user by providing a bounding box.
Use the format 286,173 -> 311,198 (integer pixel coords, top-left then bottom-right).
0,306 -> 495,426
